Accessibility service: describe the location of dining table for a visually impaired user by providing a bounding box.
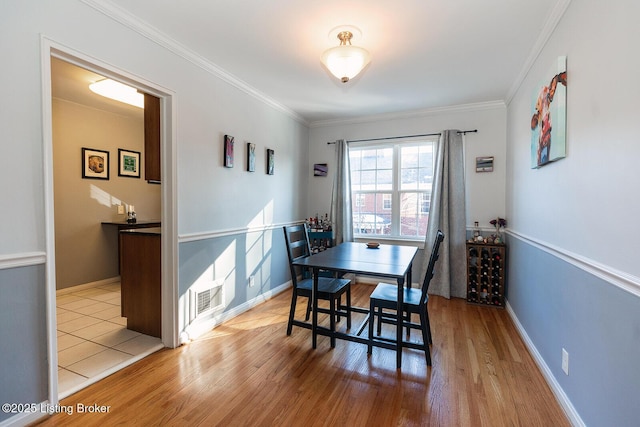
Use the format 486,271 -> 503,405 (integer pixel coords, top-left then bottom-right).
292,241 -> 418,369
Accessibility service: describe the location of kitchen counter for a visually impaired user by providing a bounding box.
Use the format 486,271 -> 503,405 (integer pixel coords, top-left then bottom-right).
120,226 -> 161,236
101,219 -> 161,229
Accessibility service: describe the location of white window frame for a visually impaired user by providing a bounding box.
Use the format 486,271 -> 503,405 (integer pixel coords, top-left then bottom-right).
382,194 -> 392,210
350,137 -> 437,242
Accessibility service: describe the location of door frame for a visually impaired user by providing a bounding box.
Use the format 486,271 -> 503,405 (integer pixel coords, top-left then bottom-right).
40,37 -> 178,404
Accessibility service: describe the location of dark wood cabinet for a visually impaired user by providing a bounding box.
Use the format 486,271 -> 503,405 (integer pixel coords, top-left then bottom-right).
466,242 -> 506,307
120,227 -> 161,337
144,93 -> 161,183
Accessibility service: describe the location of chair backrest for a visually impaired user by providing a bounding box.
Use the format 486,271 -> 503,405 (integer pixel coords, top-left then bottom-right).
420,230 -> 445,305
283,224 -> 312,287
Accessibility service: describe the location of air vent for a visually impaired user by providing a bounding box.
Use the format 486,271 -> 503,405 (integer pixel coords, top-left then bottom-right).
197,287 -> 222,316
190,281 -> 224,322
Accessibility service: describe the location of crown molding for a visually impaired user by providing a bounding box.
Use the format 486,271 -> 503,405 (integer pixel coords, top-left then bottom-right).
504,0 -> 573,105
309,100 -> 506,128
81,0 -> 308,126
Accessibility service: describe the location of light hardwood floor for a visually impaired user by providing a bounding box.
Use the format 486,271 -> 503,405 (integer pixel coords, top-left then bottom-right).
34,283 -> 569,426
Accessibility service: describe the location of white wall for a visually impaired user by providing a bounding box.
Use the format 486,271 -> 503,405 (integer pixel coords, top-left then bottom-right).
1,2 -> 308,422
506,0 -> 640,277
308,104 -> 507,233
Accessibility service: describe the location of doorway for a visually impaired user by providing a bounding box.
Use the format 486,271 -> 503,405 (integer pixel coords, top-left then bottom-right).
43,42 -> 177,402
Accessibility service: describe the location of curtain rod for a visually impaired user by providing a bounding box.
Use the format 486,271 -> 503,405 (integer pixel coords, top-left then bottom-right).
326,129 -> 477,144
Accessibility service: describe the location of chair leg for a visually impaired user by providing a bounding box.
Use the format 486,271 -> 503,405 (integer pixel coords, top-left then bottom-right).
287,289 -> 298,336
376,306 -> 383,336
368,300 -> 375,355
419,309 -> 432,366
305,296 -> 312,321
425,310 -> 433,344
336,295 -> 342,323
346,288 -> 352,330
330,298 -> 336,348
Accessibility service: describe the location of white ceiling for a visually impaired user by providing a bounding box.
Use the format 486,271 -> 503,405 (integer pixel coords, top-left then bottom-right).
55,0 -> 563,124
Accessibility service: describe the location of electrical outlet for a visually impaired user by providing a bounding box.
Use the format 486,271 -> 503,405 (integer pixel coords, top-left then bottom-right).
249,275 -> 255,287
117,205 -> 125,215
562,348 -> 569,375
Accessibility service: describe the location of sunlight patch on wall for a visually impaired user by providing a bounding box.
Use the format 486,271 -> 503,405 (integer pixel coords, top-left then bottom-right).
89,184 -> 112,207
215,239 -> 237,303
247,199 -> 275,229
246,231 -> 264,280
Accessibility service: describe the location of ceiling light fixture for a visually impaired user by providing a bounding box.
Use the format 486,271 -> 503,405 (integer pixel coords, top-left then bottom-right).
321,27 -> 371,83
89,79 -> 144,108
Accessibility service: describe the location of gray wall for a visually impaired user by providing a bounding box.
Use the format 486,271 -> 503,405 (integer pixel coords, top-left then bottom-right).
507,236 -> 640,427
0,265 -> 48,423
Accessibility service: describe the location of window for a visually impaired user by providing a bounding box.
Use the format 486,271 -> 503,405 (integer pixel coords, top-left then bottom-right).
350,138 -> 435,239
382,194 -> 391,210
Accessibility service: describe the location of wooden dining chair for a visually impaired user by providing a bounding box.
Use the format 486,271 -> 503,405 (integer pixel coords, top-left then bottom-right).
283,225 -> 352,340
367,230 -> 444,365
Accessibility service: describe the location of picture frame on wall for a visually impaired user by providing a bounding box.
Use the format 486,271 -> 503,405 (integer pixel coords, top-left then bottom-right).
475,156 -> 494,172
82,147 -> 109,180
224,134 -> 234,168
247,142 -> 256,172
314,163 -> 328,177
118,149 -> 141,178
267,149 -> 274,175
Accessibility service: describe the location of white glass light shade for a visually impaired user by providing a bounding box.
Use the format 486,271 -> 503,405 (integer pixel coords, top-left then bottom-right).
321,45 -> 371,83
89,79 -> 144,108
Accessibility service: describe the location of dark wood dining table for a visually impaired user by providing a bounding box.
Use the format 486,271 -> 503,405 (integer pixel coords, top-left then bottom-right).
292,242 -> 418,369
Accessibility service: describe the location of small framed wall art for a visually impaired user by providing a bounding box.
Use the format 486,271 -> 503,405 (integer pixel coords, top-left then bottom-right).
314,163 -> 328,177
224,134 -> 234,168
267,149 -> 274,175
247,142 -> 256,172
118,149 -> 141,178
475,156 -> 494,173
82,147 -> 109,180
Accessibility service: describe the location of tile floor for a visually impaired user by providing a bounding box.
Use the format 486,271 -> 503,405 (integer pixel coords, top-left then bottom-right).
56,281 -> 163,396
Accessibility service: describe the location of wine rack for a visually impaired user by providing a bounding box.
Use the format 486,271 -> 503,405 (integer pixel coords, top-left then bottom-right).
466,242 -> 506,307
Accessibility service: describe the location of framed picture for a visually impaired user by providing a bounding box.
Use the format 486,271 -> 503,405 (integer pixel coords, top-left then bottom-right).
224,134 -> 234,168
531,56 -> 567,168
475,156 -> 494,172
314,163 -> 328,177
82,147 -> 109,180
247,142 -> 256,172
267,149 -> 274,175
118,149 -> 141,178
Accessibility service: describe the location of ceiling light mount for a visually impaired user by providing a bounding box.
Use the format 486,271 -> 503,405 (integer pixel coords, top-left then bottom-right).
89,79 -> 144,108
321,25 -> 371,83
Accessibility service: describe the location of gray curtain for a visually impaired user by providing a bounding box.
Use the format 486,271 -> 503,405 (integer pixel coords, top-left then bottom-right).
330,139 -> 353,244
420,130 -> 467,299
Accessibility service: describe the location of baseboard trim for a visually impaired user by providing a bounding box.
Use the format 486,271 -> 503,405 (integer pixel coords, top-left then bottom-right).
180,281 -> 291,343
56,277 -> 121,295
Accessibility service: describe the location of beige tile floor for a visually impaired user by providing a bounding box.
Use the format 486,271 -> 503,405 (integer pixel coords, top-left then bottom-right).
56,282 -> 162,396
